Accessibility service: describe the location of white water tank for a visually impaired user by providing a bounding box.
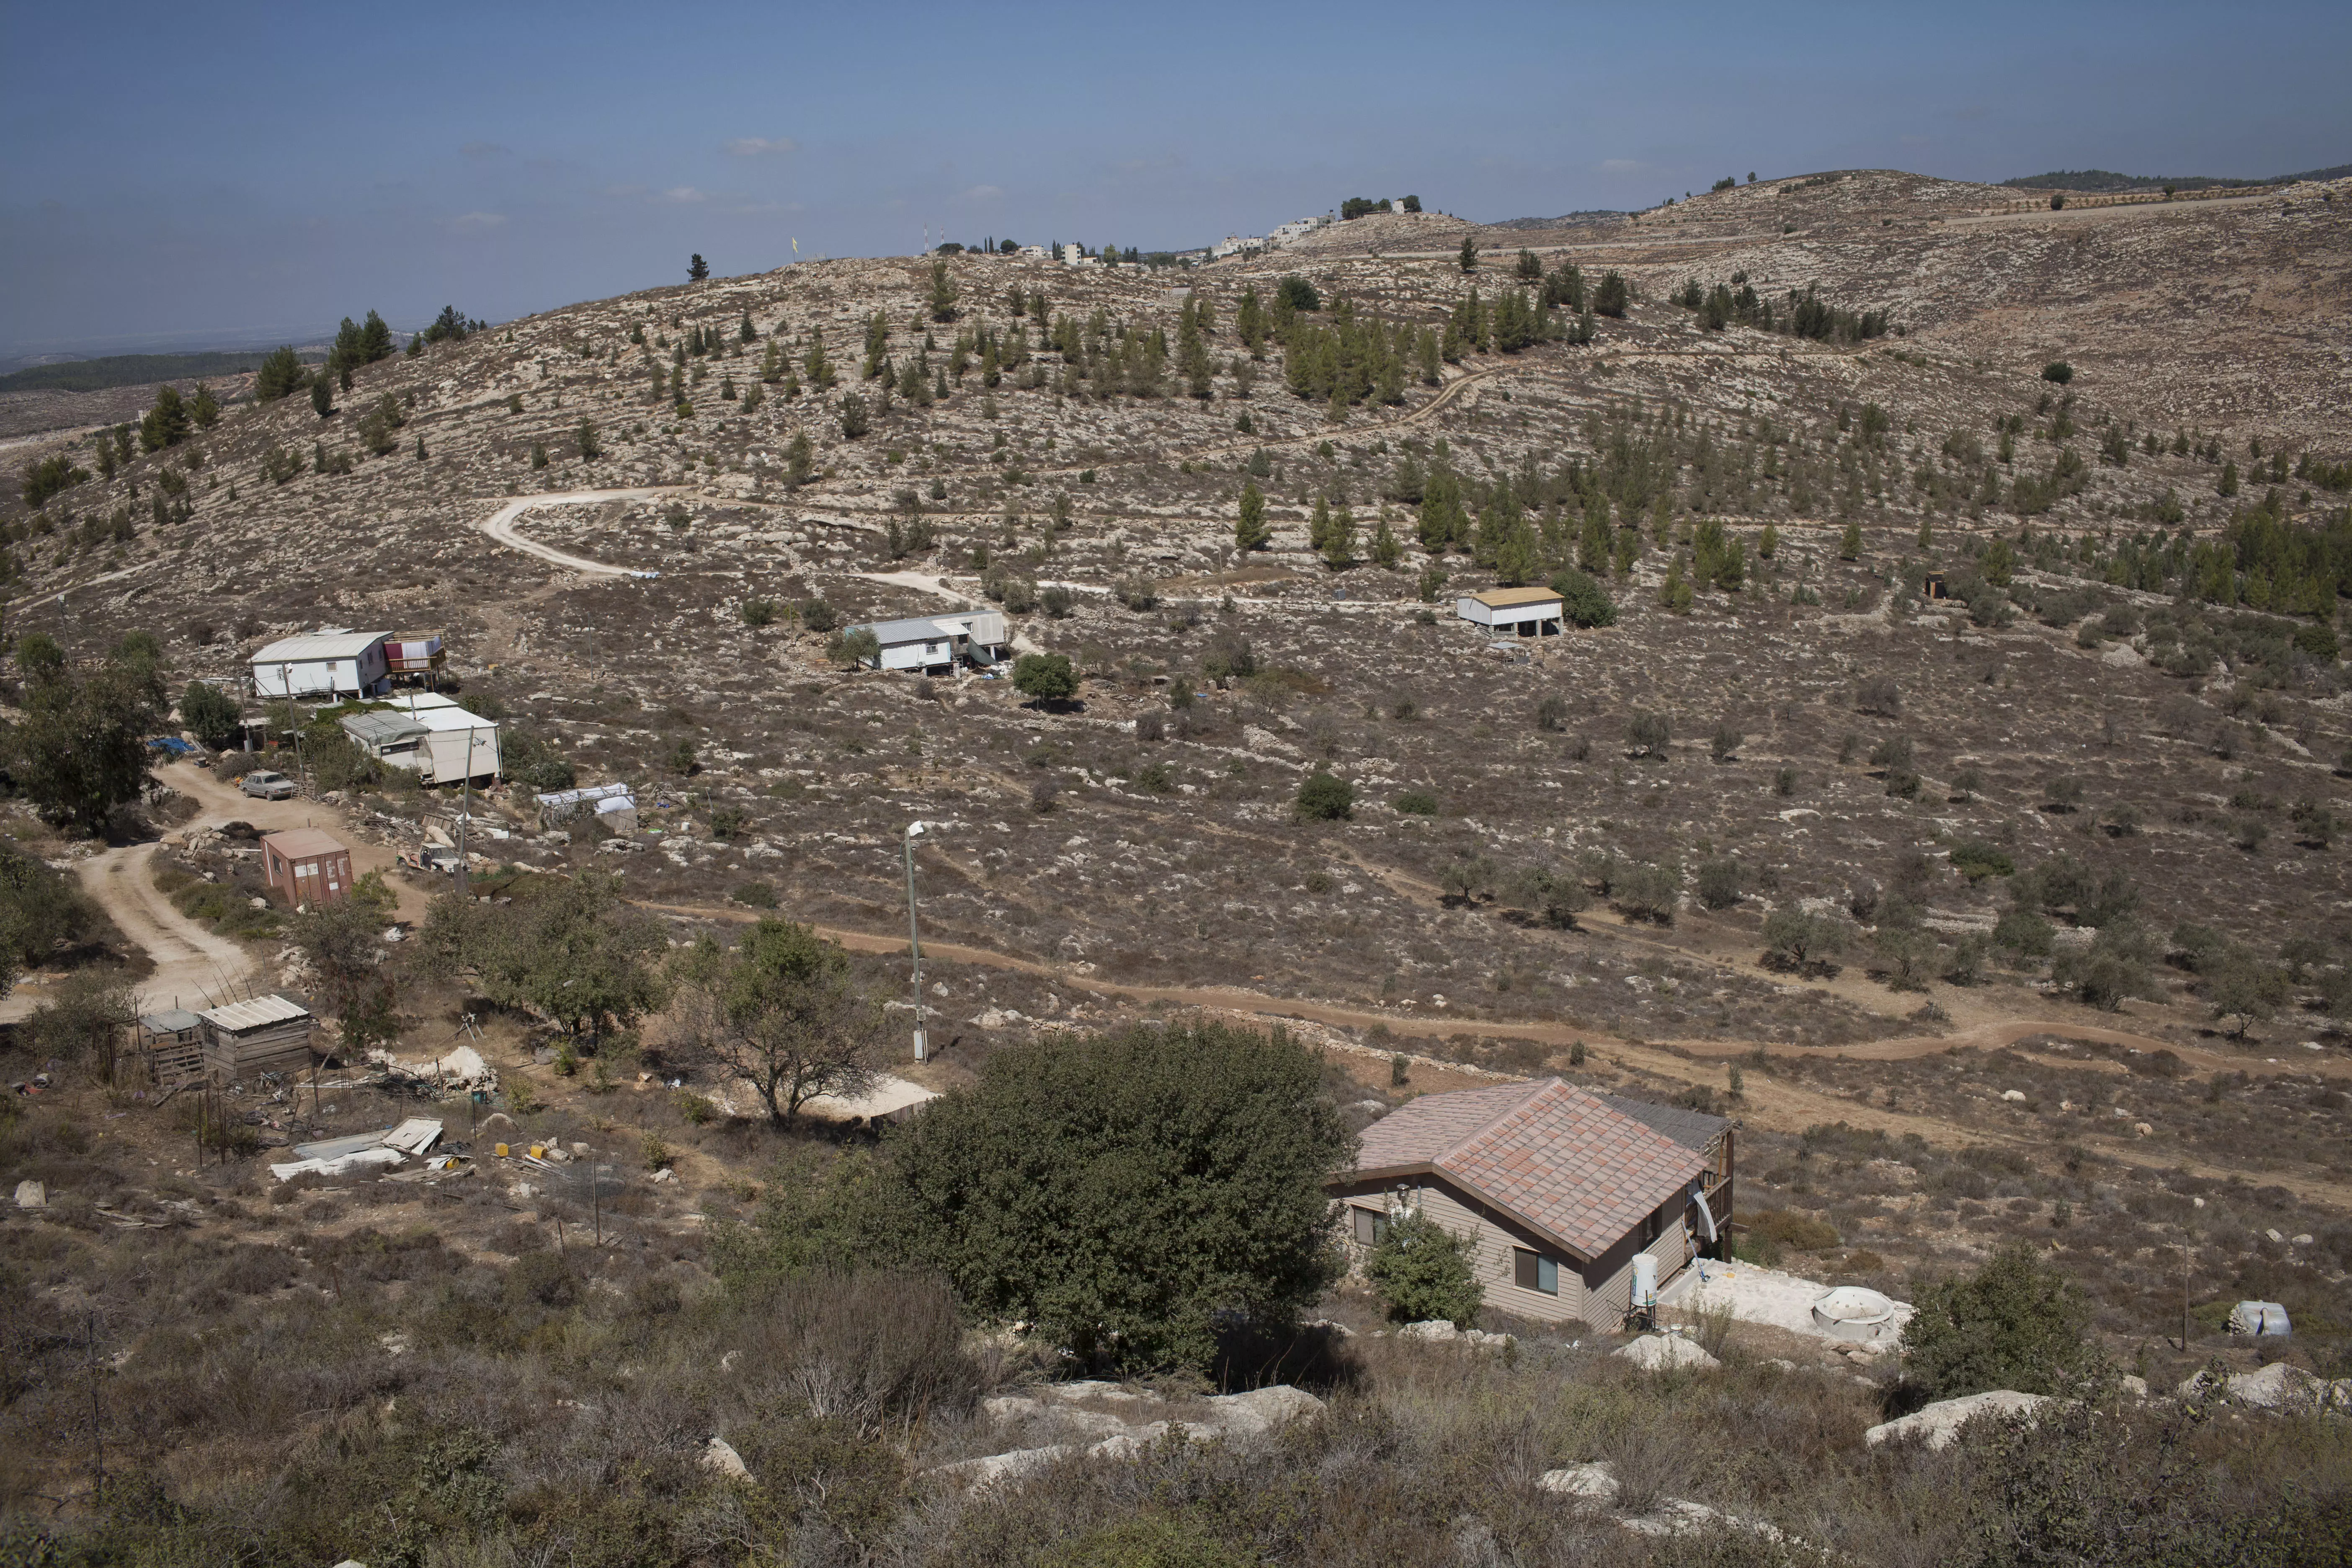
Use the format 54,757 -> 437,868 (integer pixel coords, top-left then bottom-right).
1632,1253 -> 1658,1308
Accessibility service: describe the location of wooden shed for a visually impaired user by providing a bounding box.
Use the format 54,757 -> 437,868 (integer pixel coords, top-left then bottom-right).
198,994 -> 316,1080
261,828 -> 354,906
134,1008 -> 206,1085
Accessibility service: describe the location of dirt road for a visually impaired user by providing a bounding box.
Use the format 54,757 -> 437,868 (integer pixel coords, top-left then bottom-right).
478,487 -> 686,578
1,761 -> 434,1024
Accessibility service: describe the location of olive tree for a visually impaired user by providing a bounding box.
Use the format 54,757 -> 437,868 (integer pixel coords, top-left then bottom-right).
670,918 -> 885,1124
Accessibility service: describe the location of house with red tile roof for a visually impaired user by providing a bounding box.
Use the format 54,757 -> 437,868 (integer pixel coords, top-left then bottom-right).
1331,1078 -> 1734,1326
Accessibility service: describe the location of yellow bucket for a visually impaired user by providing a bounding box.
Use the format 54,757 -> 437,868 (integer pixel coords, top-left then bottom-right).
494,1142 -> 511,1158
529,1144 -> 546,1159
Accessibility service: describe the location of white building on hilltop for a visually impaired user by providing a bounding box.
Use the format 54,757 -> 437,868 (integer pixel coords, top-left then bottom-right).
1266,214 -> 1333,250
1210,234 -> 1266,260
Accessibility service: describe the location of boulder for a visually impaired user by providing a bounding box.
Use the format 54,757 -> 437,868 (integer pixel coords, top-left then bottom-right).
927,1444 -> 1077,1489
14,1180 -> 47,1210
700,1436 -> 751,1481
1398,1319 -> 1515,1349
1537,1462 -> 1620,1503
2179,1361 -> 2345,1412
1865,1390 -> 2052,1450
1615,1334 -> 1721,1372
1194,1384 -> 1325,1437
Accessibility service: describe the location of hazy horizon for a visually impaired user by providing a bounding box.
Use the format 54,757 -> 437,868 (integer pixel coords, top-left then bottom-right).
5,0 -> 2346,361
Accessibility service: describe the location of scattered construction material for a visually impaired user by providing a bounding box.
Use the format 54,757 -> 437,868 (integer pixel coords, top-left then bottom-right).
270,1119 -> 446,1182
133,1009 -> 206,1085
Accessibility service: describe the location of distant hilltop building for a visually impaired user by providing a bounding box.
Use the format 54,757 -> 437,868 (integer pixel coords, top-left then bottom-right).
1017,244 -> 1050,260
1210,234 -> 1266,260
1056,242 -> 1101,268
1266,214 -> 1333,250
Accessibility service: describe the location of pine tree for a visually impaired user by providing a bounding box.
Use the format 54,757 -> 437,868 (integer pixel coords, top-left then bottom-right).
929,259 -> 960,322
1308,491 -> 1333,552
1459,235 -> 1479,272
1496,517 -> 1539,585
1839,521 -> 1863,560
1237,286 -> 1266,358
805,329 -> 836,389
255,346 -> 304,402
1594,271 -> 1630,318
358,309 -> 394,363
1323,503 -> 1357,570
188,383 -> 220,430
1578,504 -> 1609,573
309,373 -> 334,418
740,311 -> 757,342
786,431 -> 814,487
688,253 -> 710,281
1235,480 -> 1270,551
1515,248 -> 1542,281
1371,513 -> 1403,570
760,340 -> 783,383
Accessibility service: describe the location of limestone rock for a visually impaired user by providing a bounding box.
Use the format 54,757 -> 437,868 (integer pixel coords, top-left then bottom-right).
700,1436 -> 751,1480
1615,1334 -> 1721,1372
1195,1384 -> 1325,1437
1865,1390 -> 2052,1450
1537,1462 -> 1620,1503
14,1180 -> 47,1209
927,1444 -> 1076,1489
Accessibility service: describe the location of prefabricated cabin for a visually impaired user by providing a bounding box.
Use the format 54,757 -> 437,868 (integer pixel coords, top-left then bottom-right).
850,610 -> 1012,673
260,828 -> 354,905
1455,587 -> 1565,637
249,632 -> 392,698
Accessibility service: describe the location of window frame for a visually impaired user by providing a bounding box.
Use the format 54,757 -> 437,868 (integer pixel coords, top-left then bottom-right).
1512,1246 -> 1559,1295
1351,1207 -> 1390,1247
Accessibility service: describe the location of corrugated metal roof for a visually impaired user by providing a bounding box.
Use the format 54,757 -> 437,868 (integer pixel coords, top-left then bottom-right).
261,828 -> 346,860
250,632 -> 390,663
1470,587 -> 1564,609
857,616 -> 960,645
199,993 -> 313,1032
1600,1093 -> 1732,1151
341,712 -> 428,745
406,706 -> 498,732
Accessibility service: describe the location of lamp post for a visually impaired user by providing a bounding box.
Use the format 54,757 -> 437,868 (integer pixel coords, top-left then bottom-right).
904,820 -> 928,1061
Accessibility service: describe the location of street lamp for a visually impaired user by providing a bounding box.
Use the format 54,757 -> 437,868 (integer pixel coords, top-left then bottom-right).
904,820 -> 928,1061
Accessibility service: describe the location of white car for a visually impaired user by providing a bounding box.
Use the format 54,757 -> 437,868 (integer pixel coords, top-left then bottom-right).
240,769 -> 297,801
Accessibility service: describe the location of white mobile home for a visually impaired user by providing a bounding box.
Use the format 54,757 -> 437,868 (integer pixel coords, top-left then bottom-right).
1456,587 -> 1565,637
850,610 -> 1013,674
250,632 -> 392,698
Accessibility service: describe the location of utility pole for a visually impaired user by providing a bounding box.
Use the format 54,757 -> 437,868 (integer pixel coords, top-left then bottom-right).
86,1310 -> 102,1500
903,820 -> 928,1061
455,725 -> 474,898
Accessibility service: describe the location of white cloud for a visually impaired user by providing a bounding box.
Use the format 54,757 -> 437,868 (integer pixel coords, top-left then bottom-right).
725,137 -> 797,157
663,186 -> 711,204
446,211 -> 507,233
956,183 -> 1004,201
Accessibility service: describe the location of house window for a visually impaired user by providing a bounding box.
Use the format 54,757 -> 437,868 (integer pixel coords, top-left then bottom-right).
1351,1207 -> 1389,1246
1512,1248 -> 1559,1295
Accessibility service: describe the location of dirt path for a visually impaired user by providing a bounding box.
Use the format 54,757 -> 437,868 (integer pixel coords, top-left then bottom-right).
477,487 -> 689,577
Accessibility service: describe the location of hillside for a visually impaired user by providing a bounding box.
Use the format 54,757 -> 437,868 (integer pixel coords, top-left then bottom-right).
5,164 -> 2352,1558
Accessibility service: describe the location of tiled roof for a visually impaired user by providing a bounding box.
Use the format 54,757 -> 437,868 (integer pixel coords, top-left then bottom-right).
1350,1078 -> 1707,1259
1600,1093 -> 1732,1152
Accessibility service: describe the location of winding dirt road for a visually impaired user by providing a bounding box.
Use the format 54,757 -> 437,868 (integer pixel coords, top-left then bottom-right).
478,487 -> 686,578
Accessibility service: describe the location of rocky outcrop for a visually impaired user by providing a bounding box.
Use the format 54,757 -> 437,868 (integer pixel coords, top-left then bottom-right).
1614,1334 -> 1721,1372
1865,1390 -> 2052,1450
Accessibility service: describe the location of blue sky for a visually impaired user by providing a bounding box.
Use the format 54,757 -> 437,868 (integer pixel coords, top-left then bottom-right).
3,0 -> 2346,358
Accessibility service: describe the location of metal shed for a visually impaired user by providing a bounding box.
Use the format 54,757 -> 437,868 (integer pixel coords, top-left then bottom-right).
340,710 -> 431,767
848,610 -> 1013,673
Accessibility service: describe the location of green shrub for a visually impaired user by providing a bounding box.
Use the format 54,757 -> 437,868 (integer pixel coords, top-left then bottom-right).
1394,790 -> 1439,816
1951,840 -> 2016,881
1901,1244 -> 2100,1400
1363,1210 -> 1484,1327
1295,773 -> 1354,821
1744,1207 -> 1840,1252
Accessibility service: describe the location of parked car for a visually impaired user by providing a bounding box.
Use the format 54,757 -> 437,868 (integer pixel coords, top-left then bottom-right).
240,770 -> 297,800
